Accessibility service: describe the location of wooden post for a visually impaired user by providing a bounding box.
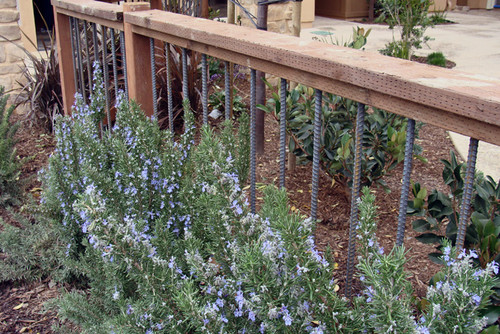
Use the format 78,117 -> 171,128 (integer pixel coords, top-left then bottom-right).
150,0 -> 163,10
54,7 -> 76,116
291,0 -> 302,37
201,0 -> 209,18
227,0 -> 235,24
123,2 -> 154,117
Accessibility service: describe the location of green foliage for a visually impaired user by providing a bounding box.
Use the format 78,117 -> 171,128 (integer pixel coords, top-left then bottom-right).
377,0 -> 433,59
313,26 -> 372,50
259,83 -> 418,191
409,151 -> 500,326
208,86 -> 247,116
2,67 -> 496,332
0,88 -> 23,205
0,212 -> 64,282
409,152 -> 500,267
426,52 -> 447,67
15,29 -> 62,133
429,10 -> 453,25
156,46 -> 202,129
356,188 -> 499,333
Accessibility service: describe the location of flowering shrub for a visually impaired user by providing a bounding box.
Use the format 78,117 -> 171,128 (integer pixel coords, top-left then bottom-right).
36,68 -> 497,333
356,188 -> 498,333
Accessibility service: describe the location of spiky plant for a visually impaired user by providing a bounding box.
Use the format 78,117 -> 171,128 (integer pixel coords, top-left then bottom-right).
0,87 -> 22,205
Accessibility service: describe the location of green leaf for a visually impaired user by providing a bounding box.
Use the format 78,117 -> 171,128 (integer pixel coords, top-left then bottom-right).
480,305 -> 500,326
416,233 -> 441,244
412,219 -> 431,232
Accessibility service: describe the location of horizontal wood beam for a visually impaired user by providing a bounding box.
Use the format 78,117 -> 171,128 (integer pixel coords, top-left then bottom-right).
55,7 -> 123,30
124,10 -> 500,145
51,0 -> 123,22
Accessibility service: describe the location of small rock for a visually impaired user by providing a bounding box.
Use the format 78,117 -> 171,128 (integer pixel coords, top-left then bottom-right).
209,108 -> 222,120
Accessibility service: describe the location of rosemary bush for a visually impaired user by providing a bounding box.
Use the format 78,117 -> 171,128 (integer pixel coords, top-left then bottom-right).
356,188 -> 498,333
19,67 -> 496,333
0,87 -> 23,205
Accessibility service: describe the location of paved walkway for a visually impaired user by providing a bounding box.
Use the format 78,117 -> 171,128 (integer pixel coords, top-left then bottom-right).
300,9 -> 500,181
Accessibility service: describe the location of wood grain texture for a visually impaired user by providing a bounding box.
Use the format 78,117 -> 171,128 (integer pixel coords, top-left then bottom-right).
51,0 -> 123,22
54,9 -> 76,116
123,3 -> 154,117
125,10 -> 500,145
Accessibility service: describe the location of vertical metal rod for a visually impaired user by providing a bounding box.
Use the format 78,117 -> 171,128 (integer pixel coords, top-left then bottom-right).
310,89 -> 322,221
181,48 -> 189,106
224,61 -> 231,120
92,23 -> 102,132
345,102 -> 366,298
119,31 -> 129,102
255,3 -> 268,155
279,78 -> 287,189
101,25 -> 111,128
74,19 -> 85,101
250,69 -> 257,214
150,38 -> 158,118
165,44 -> 174,133
111,28 -> 119,104
202,54 -> 208,125
83,21 -> 92,98
456,138 -> 479,250
92,23 -> 99,69
69,18 -> 78,95
396,118 -> 416,246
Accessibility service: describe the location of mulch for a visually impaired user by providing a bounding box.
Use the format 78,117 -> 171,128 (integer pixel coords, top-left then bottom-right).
0,93 -> 458,332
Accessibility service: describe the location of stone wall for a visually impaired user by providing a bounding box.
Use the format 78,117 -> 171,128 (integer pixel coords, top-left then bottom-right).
237,0 -> 295,35
0,0 -> 24,101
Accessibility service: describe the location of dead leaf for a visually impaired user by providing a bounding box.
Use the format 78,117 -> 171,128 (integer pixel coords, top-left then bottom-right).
13,302 -> 25,310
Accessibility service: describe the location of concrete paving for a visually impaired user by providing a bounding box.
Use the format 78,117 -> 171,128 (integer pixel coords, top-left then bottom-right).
300,9 -> 500,181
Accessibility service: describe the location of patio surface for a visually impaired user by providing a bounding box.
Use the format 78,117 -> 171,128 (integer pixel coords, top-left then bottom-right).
300,9 -> 500,181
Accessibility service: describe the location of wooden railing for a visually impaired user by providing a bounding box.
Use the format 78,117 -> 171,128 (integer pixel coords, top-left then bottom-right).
51,0 -> 500,295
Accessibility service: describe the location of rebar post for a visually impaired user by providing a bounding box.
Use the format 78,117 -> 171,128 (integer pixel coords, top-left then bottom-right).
165,44 -> 174,133
224,61 -> 231,120
345,102 -> 366,298
74,19 -> 85,100
150,38 -> 158,118
456,138 -> 479,250
202,54 -> 208,125
279,78 -> 287,189
310,89 -> 322,221
101,25 -> 111,128
250,69 -> 257,213
119,31 -> 129,102
396,118 -> 416,246
111,28 -> 119,106
92,23 -> 99,68
69,18 -> 78,95
83,20 -> 92,99
182,48 -> 189,106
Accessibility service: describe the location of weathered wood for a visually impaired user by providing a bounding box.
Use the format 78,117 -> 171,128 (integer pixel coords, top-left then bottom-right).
54,8 -> 76,116
123,3 -> 154,117
56,7 -> 123,30
125,10 -> 500,145
51,0 -> 123,22
201,0 -> 209,18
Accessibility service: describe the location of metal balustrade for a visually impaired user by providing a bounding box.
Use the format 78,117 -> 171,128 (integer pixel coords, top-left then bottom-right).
52,0 -> 500,297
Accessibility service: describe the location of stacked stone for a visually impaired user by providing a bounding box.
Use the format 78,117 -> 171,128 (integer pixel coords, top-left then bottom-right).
0,0 -> 25,99
237,0 -> 294,35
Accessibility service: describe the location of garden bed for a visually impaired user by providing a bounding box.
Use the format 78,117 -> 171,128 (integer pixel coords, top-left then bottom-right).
0,101 -> 459,332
